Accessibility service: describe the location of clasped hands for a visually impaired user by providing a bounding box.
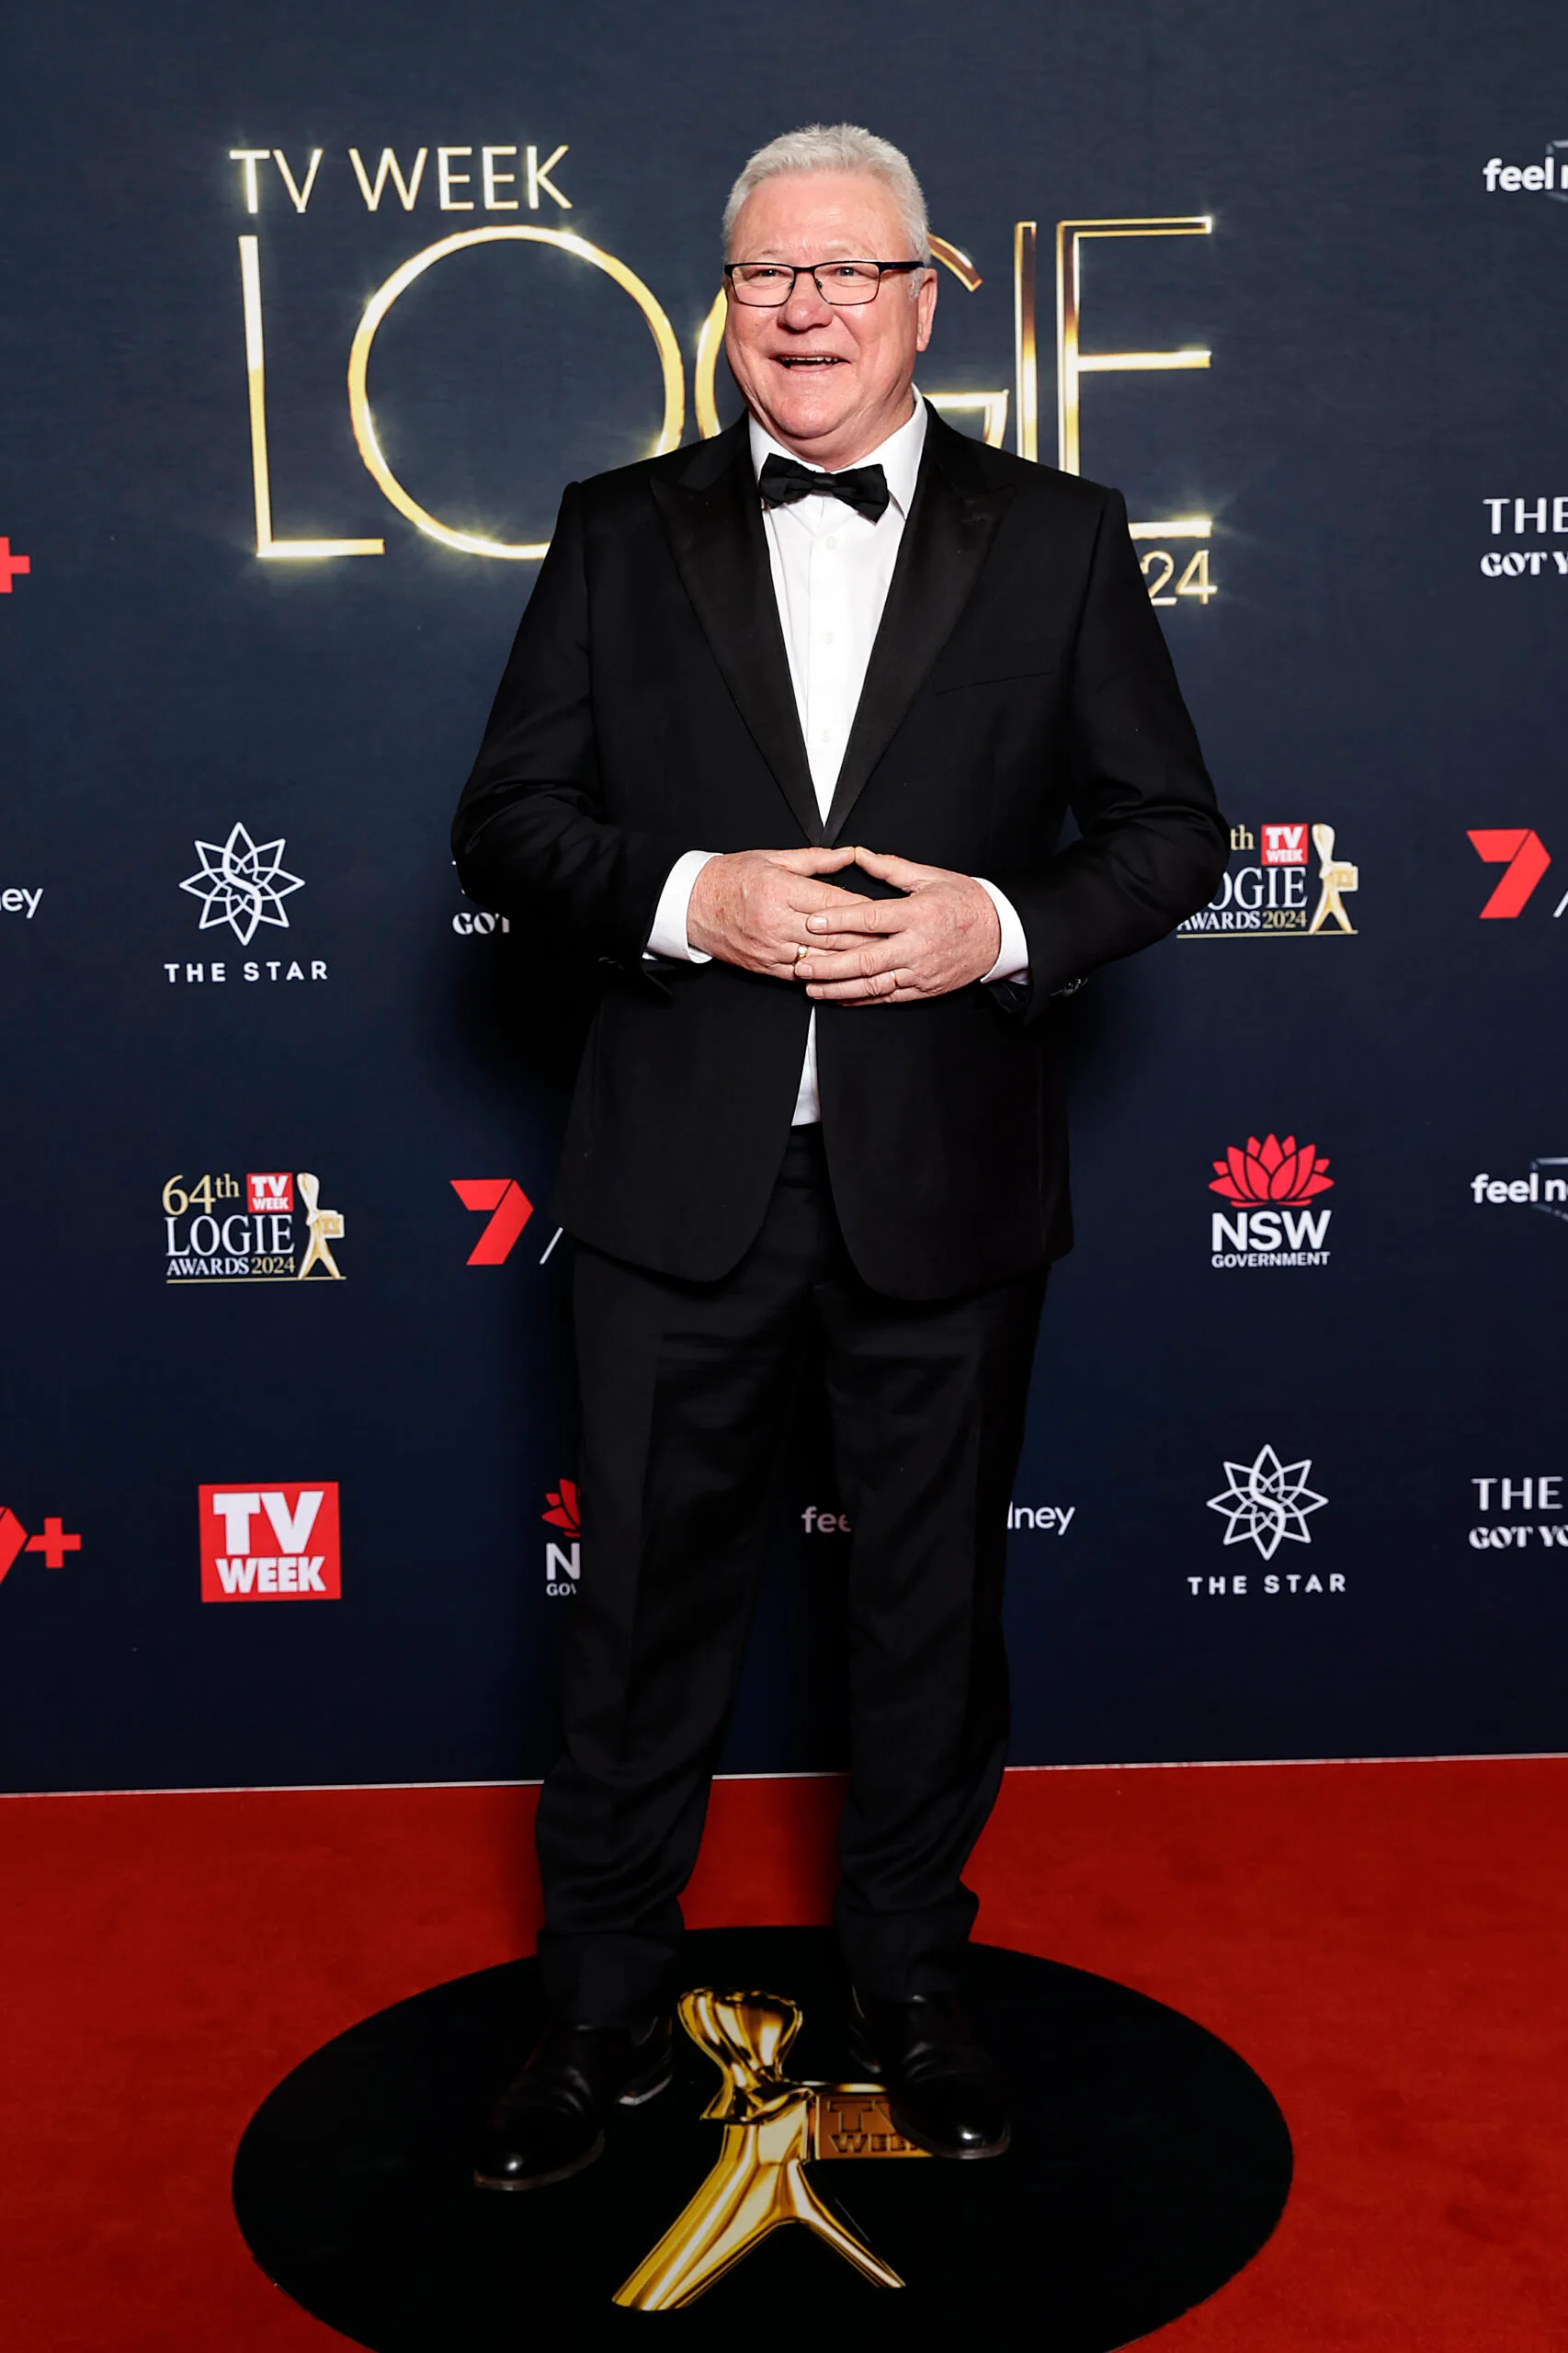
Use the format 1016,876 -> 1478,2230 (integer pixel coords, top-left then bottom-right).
685,846 -> 1001,1005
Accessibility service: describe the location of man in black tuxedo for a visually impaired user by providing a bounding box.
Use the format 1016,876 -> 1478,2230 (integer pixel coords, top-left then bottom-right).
454,122 -> 1226,2190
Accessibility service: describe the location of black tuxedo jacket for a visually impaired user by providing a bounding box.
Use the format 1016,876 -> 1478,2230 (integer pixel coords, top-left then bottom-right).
452,404 -> 1227,1299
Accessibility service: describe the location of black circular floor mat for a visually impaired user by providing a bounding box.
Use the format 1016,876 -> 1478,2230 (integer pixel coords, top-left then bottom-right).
233,1927 -> 1290,2349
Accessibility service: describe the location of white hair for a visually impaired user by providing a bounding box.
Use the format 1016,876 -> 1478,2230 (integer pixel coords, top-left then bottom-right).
722,123 -> 932,265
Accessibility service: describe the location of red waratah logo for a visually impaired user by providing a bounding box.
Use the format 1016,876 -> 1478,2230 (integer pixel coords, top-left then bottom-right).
542,1479 -> 580,1535
1210,1134 -> 1335,1205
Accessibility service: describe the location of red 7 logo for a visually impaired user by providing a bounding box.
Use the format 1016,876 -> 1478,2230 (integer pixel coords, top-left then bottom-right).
450,1178 -> 533,1265
1467,828 -> 1551,918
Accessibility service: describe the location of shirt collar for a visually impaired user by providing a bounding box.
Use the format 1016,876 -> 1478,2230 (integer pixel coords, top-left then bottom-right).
748,392 -> 927,519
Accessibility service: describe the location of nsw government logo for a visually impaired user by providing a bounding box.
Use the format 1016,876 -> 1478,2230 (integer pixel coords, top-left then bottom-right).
543,1479 -> 580,1597
163,1168 -> 346,1282
167,823 -> 327,985
1179,822 -> 1358,938
199,1483 -> 341,1599
1210,1133 -> 1334,1267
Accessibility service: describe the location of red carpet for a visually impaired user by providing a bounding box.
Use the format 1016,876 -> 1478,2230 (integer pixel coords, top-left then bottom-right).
1,1759 -> 1564,2347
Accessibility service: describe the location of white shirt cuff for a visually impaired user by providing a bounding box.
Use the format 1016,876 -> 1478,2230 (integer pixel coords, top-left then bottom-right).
645,849 -> 719,963
973,877 -> 1030,984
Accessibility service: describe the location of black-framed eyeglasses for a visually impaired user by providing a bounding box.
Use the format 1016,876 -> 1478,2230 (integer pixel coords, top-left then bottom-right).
723,259 -> 926,308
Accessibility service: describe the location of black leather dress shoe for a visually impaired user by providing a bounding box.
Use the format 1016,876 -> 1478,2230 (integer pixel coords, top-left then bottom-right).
473,2014 -> 673,2191
847,1990 -> 1011,2159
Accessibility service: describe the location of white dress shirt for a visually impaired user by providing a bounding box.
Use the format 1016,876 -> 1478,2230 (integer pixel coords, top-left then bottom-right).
646,395 -> 1029,1124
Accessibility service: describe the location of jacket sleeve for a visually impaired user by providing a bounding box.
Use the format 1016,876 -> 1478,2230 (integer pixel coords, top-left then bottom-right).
449,482 -> 687,968
992,487 -> 1230,1015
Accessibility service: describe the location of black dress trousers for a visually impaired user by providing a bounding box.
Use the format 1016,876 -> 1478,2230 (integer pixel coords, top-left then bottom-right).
534,1128 -> 1047,2025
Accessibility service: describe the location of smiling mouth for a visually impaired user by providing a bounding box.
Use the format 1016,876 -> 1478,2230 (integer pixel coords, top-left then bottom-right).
775,353 -> 847,367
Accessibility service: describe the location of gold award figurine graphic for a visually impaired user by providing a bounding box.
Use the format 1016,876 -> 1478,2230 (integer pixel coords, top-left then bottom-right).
295,1171 -> 345,1279
1307,823 -> 1358,935
615,1988 -> 927,2313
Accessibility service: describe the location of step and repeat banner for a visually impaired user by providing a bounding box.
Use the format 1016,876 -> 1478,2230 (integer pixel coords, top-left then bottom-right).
3,0 -> 1564,1791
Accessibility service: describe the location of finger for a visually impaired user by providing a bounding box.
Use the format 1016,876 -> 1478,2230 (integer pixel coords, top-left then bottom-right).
767,846 -> 863,874
848,847 -> 945,886
785,879 -> 874,913
794,943 -> 903,983
802,962 -> 910,1000
803,899 -> 909,937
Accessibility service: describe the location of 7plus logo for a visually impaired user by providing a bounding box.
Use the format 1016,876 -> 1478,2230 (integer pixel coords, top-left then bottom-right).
0,1504 -> 81,1586
1468,828 -> 1565,918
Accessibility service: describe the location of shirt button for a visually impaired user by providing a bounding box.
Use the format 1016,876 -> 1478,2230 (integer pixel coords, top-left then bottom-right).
824,535 -> 837,551
822,631 -> 836,645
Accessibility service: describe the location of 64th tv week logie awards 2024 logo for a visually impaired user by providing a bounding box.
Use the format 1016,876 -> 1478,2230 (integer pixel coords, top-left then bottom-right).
1178,820 -> 1359,937
163,1169 -> 346,1282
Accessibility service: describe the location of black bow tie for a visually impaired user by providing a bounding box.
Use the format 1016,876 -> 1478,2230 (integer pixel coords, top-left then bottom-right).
758,451 -> 891,523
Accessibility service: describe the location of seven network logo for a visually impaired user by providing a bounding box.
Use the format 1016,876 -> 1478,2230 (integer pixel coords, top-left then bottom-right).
1198,1444 -> 1341,1597
199,1483 -> 341,1600
163,1168 -> 346,1281
451,1178 -> 562,1267
542,1479 -> 581,1597
1467,828 -> 1565,920
1210,1132 -> 1334,1268
1178,820 -> 1358,937
168,823 -> 327,985
1482,145 -> 1568,199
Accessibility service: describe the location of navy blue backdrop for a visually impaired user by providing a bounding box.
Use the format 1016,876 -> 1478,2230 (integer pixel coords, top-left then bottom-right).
3,0 -> 1565,1793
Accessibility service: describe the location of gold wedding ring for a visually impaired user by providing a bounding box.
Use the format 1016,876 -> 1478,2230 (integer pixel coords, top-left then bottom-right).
795,940 -> 810,962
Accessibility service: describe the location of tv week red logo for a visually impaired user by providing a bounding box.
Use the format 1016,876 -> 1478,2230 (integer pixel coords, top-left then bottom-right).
199,1483 -> 341,1600
247,1171 -> 294,1213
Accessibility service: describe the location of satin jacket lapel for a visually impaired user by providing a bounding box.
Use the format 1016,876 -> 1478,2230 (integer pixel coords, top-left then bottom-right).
823,421 -> 1014,846
648,425 -> 822,846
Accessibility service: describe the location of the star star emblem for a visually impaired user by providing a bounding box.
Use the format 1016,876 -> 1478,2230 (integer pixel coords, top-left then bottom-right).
1206,1444 -> 1326,1560
179,823 -> 304,947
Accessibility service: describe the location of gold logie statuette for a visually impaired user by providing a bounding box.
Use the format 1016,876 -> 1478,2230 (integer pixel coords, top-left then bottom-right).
613,1988 -> 927,2313
295,1171 -> 345,1279
1308,824 -> 1358,935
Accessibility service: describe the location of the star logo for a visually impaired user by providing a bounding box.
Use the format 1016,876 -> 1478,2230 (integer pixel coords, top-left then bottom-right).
1207,1445 -> 1326,1560
179,824 -> 303,947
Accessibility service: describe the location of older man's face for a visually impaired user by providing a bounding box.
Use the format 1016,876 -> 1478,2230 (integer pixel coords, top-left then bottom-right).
723,170 -> 937,470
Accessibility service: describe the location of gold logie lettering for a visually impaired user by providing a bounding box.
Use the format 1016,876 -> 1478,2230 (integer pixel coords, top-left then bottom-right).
272,148 -> 324,212
347,227 -> 682,558
237,238 -> 384,560
1008,213 -> 1219,585
348,146 -> 427,210
923,235 -> 1008,449
230,149 -> 270,213
1054,216 -> 1212,473
1013,221 -> 1039,460
437,147 -> 474,210
482,145 -> 518,209
526,142 -> 571,210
